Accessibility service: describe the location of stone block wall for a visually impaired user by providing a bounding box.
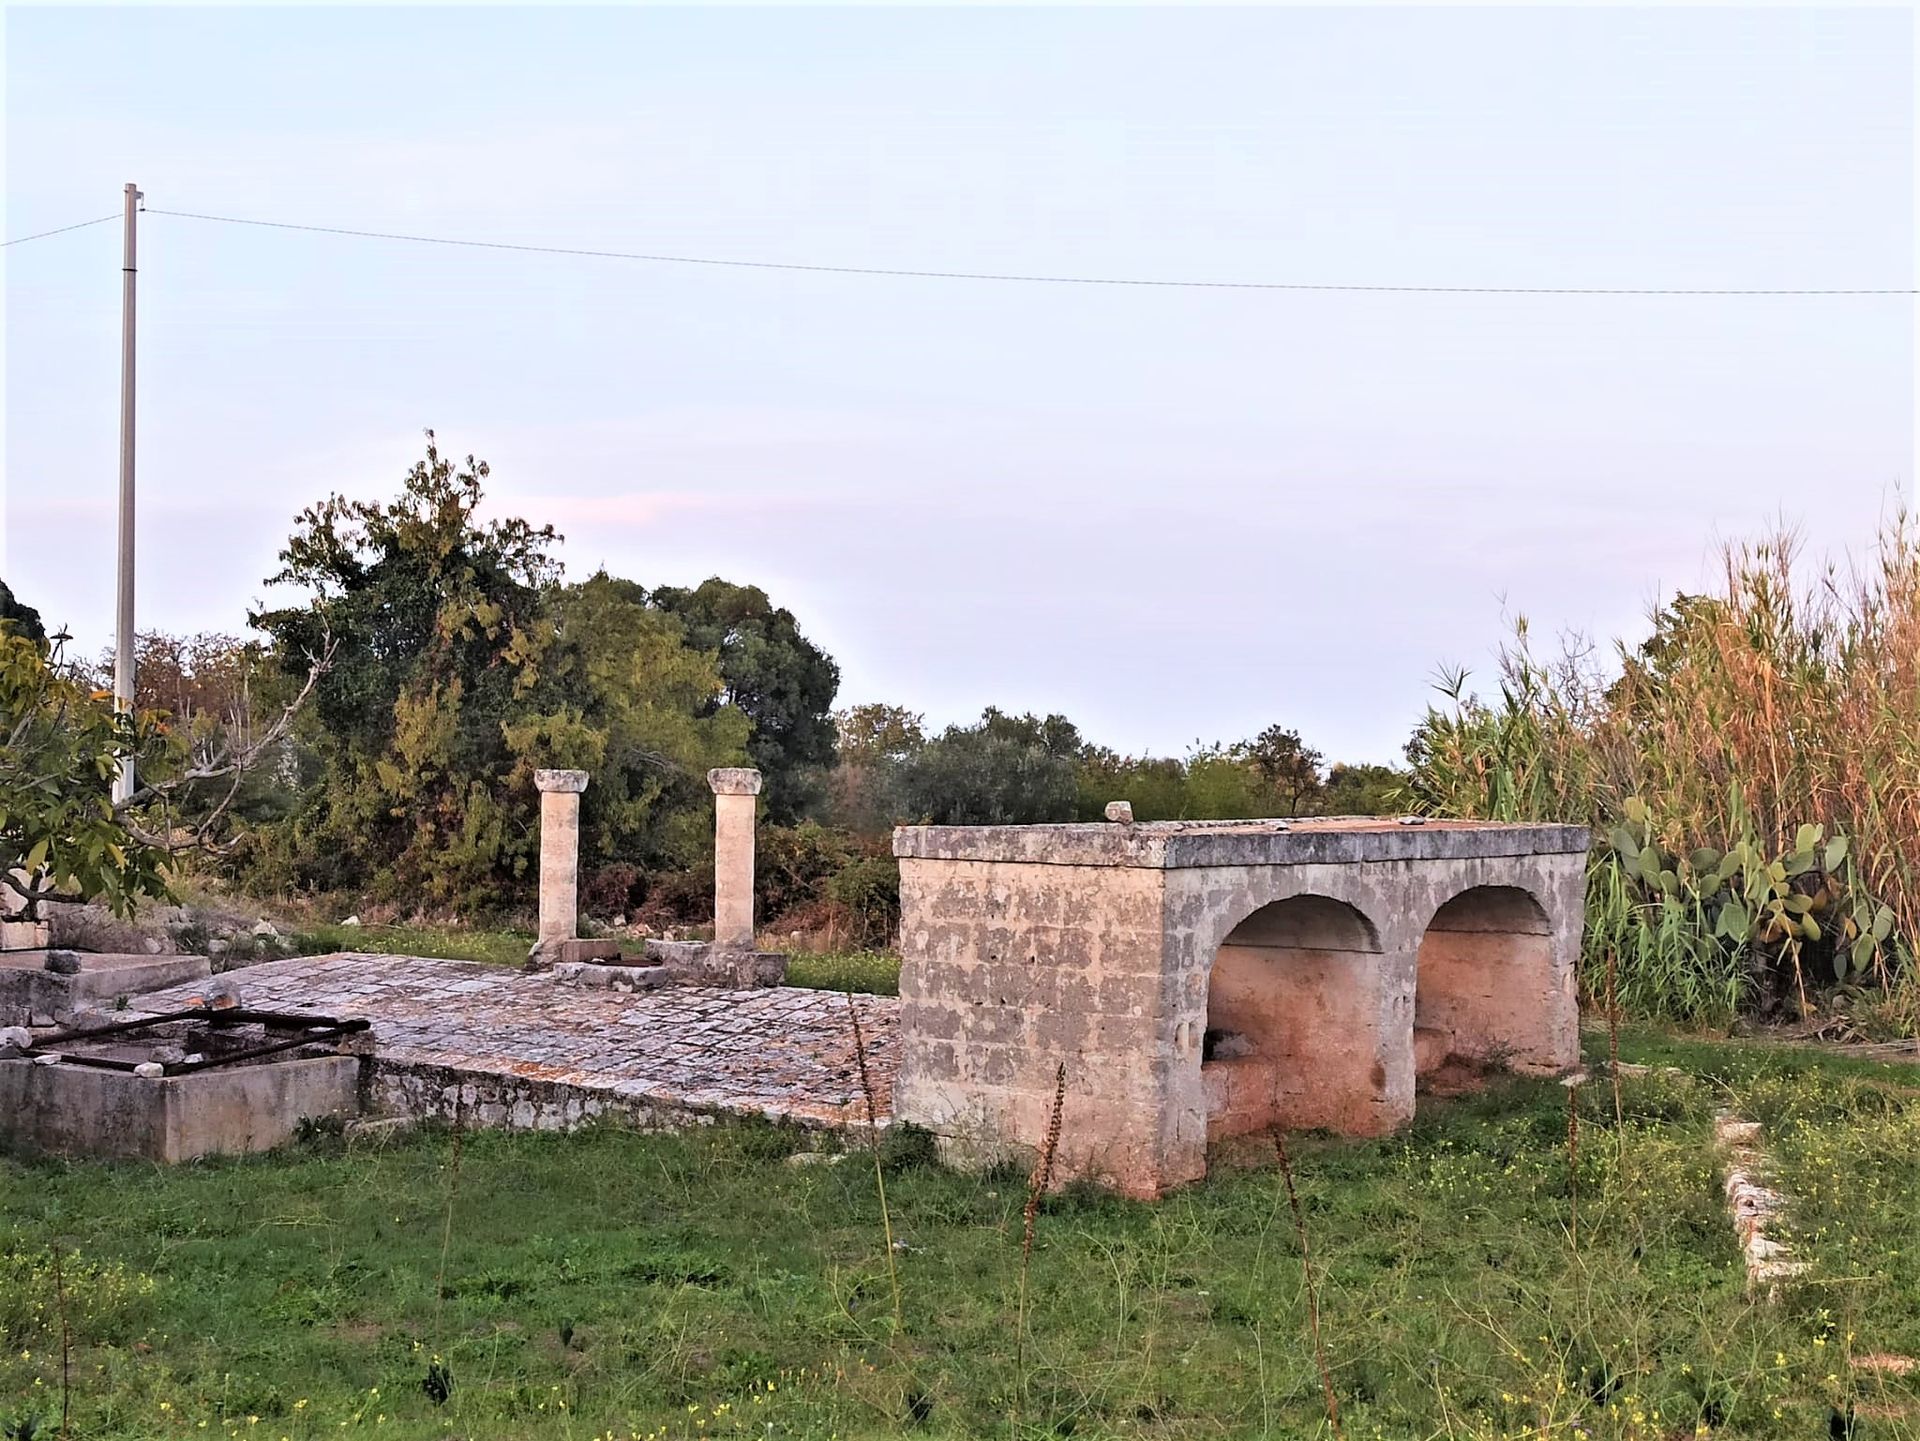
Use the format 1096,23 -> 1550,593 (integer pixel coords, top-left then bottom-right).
895,856 -> 1174,1192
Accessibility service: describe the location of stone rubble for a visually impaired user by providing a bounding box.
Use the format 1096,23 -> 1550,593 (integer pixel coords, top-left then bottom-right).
1713,1109 -> 1810,1300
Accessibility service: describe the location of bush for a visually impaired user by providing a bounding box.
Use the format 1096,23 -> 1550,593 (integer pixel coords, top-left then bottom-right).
825,855 -> 900,948
582,862 -> 641,920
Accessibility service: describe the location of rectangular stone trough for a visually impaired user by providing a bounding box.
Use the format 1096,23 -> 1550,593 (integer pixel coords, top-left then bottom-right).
0,1054 -> 361,1163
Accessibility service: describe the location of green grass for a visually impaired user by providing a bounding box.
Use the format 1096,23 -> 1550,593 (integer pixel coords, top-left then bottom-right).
284,925 -> 903,997
4,1032 -> 1915,1440
291,923 -> 536,969
784,949 -> 901,996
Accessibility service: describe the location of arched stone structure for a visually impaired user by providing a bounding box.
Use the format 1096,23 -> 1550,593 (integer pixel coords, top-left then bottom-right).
892,817 -> 1587,1198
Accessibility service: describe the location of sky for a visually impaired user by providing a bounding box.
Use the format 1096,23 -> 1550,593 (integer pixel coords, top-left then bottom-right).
3,5 -> 1914,765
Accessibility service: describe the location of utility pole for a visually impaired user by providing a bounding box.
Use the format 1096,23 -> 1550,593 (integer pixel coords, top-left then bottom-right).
113,182 -> 141,804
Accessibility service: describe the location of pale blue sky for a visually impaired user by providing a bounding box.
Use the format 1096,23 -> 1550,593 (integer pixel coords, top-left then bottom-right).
4,5 -> 1913,763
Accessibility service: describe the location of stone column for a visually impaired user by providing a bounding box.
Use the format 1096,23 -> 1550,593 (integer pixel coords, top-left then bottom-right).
707,768 -> 762,950
534,769 -> 589,945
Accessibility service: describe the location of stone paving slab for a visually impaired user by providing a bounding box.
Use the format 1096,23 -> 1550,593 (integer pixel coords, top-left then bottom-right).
136,953 -> 897,1129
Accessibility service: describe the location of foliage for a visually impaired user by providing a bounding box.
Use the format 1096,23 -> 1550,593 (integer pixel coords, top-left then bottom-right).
1406,523 -> 1920,1021
900,709 -> 1083,825
4,1033 -> 1916,1438
249,437 -> 747,911
649,578 -> 840,824
753,821 -> 856,923
0,579 -> 45,646
822,855 -> 901,947
1321,760 -> 1407,816
1243,723 -> 1325,814
0,632 -> 169,919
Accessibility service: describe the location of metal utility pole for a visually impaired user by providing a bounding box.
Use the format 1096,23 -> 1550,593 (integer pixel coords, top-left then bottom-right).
113,182 -> 141,804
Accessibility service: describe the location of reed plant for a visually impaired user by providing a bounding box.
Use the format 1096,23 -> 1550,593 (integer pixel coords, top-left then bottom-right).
1408,522 -> 1920,1025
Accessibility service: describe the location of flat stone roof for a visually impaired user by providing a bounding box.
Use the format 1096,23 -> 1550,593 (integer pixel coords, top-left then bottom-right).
893,817 -> 1591,869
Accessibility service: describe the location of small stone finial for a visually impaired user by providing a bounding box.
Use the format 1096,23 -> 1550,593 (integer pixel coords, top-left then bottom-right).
1104,800 -> 1135,825
535,768 -> 590,794
707,767 -> 763,797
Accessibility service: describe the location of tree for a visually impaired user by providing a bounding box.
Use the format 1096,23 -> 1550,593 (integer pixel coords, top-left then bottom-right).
834,703 -> 925,763
1243,724 -> 1325,815
648,578 -> 840,823
250,433 -> 568,904
826,703 -> 926,837
901,708 -> 1083,825
0,631 -> 169,920
1320,761 -> 1407,816
0,628 -> 321,920
0,579 -> 45,646
527,573 -> 751,869
249,437 -> 751,909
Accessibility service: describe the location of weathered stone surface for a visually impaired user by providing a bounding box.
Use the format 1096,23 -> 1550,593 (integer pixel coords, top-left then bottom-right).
891,818 -> 1587,1199
0,951 -> 213,1028
535,770 -> 590,946
894,817 -> 1590,868
708,769 -> 762,948
0,1054 -> 359,1162
134,952 -> 894,1131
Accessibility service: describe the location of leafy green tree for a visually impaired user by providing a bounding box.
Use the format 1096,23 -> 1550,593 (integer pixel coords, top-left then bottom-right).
1320,761 -> 1407,816
834,703 -> 925,763
250,439 -> 753,911
648,578 -> 840,823
524,573 -> 750,870
0,632 -> 169,919
1244,724 -> 1325,815
250,434 -> 561,906
826,703 -> 925,838
0,579 -> 45,646
901,708 -> 1083,825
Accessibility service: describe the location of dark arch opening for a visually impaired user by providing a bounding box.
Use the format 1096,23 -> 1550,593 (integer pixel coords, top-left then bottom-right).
1202,893 -> 1384,1141
1414,885 -> 1554,1087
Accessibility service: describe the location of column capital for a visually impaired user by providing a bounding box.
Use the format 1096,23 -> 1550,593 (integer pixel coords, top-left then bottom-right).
707,767 -> 763,797
534,768 -> 590,795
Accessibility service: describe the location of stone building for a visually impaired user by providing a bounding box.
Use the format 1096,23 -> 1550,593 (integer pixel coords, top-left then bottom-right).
890,817 -> 1588,1198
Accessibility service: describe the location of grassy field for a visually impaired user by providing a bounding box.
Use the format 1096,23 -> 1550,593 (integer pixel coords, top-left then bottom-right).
3,1030 -> 1915,1441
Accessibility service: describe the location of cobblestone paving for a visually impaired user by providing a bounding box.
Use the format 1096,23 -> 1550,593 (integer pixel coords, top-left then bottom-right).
137,953 -> 898,1128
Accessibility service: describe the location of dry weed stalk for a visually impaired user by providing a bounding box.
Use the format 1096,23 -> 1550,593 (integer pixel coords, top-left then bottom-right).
51,1244 -> 72,1440
1273,1130 -> 1342,1440
846,990 -> 902,1333
432,1092 -> 467,1357
1016,1063 -> 1068,1417
1605,947 -> 1623,1132
1566,1081 -> 1581,1249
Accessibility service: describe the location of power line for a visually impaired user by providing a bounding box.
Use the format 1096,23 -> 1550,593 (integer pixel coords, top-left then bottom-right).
3,212 -> 119,247
146,205 -> 1917,298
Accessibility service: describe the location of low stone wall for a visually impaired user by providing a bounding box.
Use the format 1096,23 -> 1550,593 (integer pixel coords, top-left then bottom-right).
369,1059 -> 801,1134
0,951 -> 212,1027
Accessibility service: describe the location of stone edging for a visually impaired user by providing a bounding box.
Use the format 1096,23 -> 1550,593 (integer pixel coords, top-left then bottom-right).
1712,1110 -> 1809,1300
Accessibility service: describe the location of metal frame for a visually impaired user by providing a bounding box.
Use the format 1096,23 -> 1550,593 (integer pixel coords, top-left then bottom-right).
25,1007 -> 370,1076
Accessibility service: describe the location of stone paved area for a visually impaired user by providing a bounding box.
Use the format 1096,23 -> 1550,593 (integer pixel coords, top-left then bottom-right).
136,953 -> 898,1129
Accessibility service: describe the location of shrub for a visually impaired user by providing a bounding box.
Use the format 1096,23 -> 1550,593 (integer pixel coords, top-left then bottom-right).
582,862 -> 641,919
825,855 -> 900,948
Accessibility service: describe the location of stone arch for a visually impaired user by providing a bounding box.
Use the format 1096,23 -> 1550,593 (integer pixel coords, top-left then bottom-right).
1414,884 -> 1558,1078
1200,893 -> 1391,1140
